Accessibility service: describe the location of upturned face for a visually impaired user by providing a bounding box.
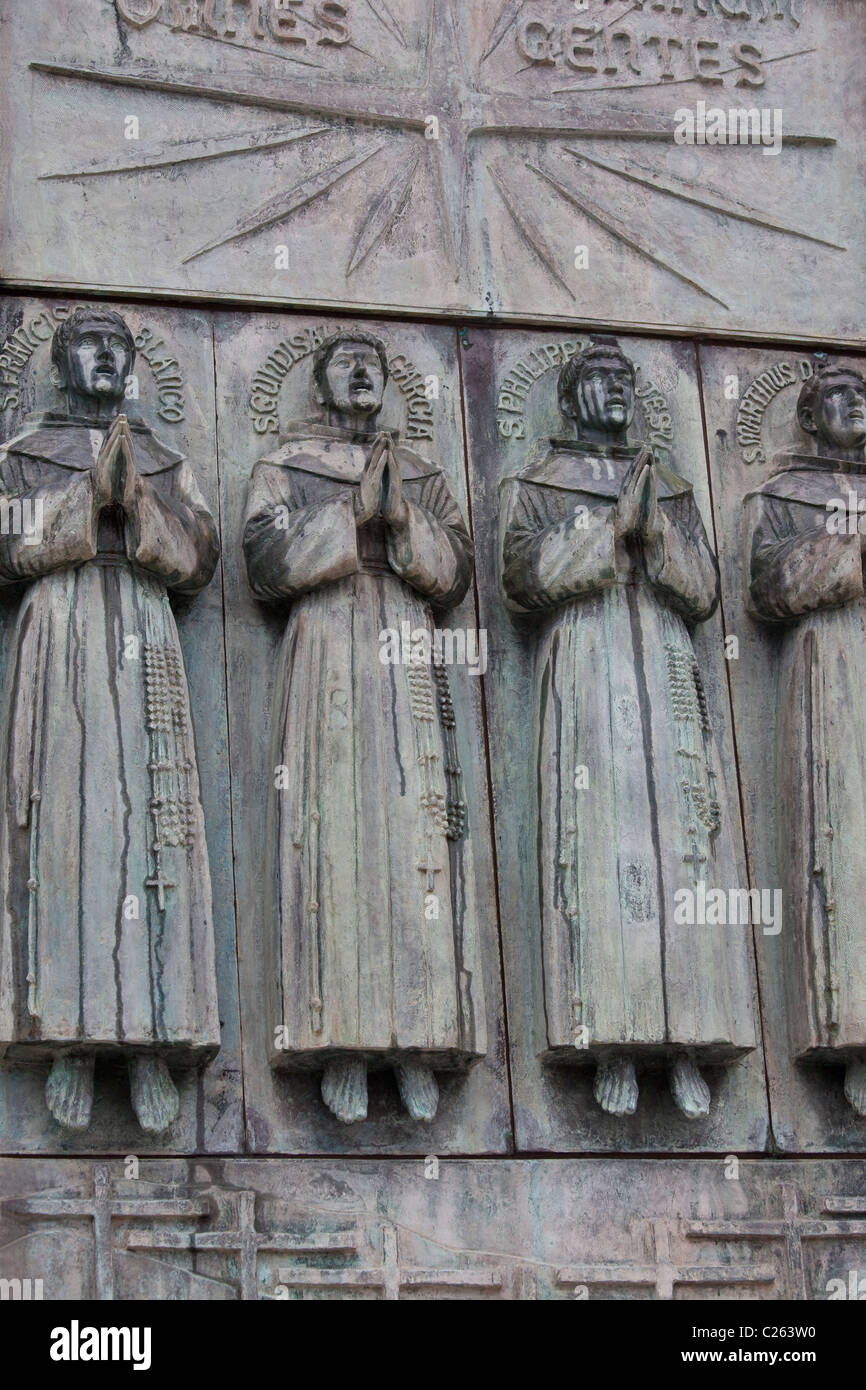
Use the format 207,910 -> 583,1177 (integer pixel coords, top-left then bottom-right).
321,341 -> 385,418
570,358 -> 635,434
63,322 -> 133,404
814,375 -> 866,452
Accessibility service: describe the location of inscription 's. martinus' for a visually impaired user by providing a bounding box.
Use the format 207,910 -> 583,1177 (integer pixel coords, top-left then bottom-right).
735,356 -> 817,464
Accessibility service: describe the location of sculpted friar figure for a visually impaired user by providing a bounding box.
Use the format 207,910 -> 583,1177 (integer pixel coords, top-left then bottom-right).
0,307 -> 221,1132
243,330 -> 486,1124
746,364 -> 866,1116
500,338 -> 757,1119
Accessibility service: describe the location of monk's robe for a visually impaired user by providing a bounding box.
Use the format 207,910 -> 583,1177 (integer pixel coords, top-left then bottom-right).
243,421 -> 486,1070
0,412 -> 221,1062
501,438 -> 757,1064
748,452 -> 866,1060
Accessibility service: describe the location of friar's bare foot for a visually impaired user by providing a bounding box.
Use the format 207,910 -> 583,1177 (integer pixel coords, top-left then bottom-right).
45,1053 -> 95,1131
321,1057 -> 367,1124
843,1059 -> 866,1117
669,1054 -> 711,1120
593,1055 -> 638,1117
129,1055 -> 180,1134
394,1061 -> 439,1122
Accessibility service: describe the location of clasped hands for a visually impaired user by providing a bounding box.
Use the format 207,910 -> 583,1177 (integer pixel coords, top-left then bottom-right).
614,445 -> 662,544
92,413 -> 141,512
354,431 -> 409,528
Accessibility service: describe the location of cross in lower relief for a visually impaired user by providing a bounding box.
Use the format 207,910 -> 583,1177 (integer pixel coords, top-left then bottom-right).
3,1166 -> 210,1301
276,1222 -> 504,1300
556,1218 -> 775,1300
127,1189 -> 362,1301
417,846 -> 443,895
683,842 -> 707,882
145,863 -> 176,913
687,1184 -> 866,1300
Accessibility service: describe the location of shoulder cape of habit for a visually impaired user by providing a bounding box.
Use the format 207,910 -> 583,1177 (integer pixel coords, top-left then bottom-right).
1,413 -> 185,475
500,436 -> 692,501
259,418 -> 442,483
748,450 -> 866,509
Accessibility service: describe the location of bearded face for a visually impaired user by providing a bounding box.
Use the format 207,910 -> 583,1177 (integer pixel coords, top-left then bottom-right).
320,341 -> 385,420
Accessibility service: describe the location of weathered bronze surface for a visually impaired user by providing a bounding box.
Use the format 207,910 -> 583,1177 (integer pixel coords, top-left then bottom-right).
2,0 -> 866,1306
499,338 -> 757,1120
1,1 -> 863,342
0,306 -> 222,1135
243,328 -> 487,1124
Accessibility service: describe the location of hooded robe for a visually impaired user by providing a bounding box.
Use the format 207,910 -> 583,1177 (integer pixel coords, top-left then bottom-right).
0,413 -> 220,1062
243,422 -> 486,1069
500,438 -> 757,1063
747,452 -> 866,1060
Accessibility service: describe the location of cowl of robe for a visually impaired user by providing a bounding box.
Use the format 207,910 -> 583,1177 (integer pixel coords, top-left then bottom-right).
747,453 -> 866,1058
243,422 -> 486,1069
501,439 -> 757,1064
0,415 -> 221,1062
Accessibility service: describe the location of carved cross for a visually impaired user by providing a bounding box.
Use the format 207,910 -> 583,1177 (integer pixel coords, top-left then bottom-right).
276,1222 -> 503,1300
556,1218 -> 775,1300
126,1188 -> 361,1301
3,1166 -> 210,1301
687,1184 -> 866,1300
683,843 -> 707,881
145,864 -> 176,912
417,847 -> 443,895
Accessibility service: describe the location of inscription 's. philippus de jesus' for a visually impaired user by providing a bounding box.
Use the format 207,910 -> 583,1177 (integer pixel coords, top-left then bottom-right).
497,341 -> 673,470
